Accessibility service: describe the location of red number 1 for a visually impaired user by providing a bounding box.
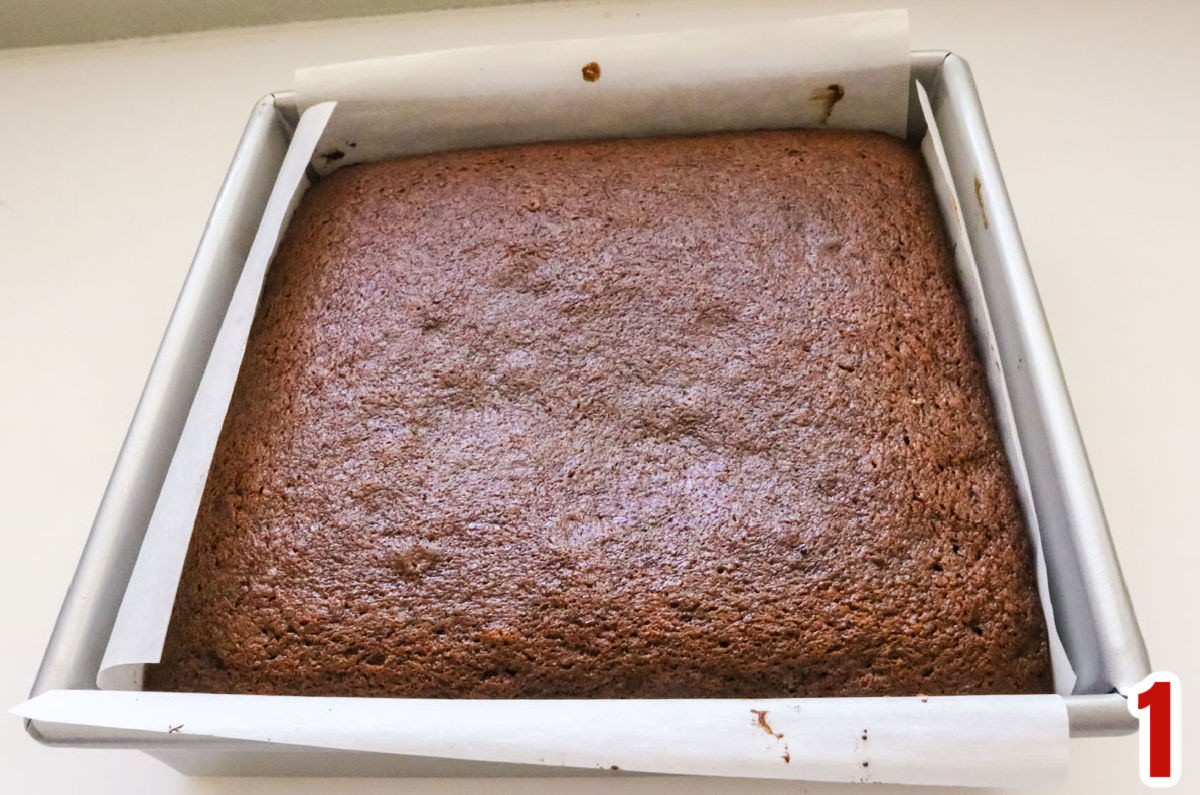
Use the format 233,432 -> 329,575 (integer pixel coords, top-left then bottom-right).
1129,672 -> 1181,788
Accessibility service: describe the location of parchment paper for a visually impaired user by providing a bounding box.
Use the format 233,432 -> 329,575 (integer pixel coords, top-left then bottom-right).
914,80 -> 1075,696
18,10 -> 1075,786
95,100 -> 338,691
295,10 -> 911,171
14,691 -> 1067,787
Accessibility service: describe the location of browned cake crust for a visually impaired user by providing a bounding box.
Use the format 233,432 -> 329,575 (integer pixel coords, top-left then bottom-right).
148,129 -> 1053,698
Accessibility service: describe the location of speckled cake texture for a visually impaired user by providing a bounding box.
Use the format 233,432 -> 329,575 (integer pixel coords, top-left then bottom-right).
148,129 -> 1053,698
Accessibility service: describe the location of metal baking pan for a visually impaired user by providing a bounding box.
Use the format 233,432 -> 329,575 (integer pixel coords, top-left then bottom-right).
25,51 -> 1150,775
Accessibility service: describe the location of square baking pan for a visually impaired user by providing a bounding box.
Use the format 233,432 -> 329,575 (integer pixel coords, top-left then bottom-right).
24,51 -> 1150,775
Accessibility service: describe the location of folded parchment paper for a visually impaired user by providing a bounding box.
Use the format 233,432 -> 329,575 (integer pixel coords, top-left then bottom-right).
294,10 -> 911,170
17,691 -> 1067,787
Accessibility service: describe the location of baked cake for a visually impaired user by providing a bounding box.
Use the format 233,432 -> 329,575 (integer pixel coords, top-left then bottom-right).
147,129 -> 1053,697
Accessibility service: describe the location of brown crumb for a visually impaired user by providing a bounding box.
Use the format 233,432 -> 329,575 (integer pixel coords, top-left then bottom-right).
384,544 -> 443,579
521,192 -> 544,212
810,83 -> 846,123
751,706 -> 788,764
751,708 -> 775,736
582,62 -> 601,82
321,149 -> 345,163
974,177 -> 989,229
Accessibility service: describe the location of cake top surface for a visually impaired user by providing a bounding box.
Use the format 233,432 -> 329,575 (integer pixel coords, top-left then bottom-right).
150,129 -> 1052,698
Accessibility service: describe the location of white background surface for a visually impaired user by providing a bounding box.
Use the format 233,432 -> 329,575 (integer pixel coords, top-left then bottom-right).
1,1 -> 1195,792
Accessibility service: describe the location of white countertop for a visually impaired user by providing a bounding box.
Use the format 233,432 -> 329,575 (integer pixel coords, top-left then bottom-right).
2,1 -> 1195,792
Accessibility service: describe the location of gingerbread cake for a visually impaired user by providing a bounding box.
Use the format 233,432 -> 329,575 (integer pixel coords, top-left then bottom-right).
148,129 -> 1053,697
